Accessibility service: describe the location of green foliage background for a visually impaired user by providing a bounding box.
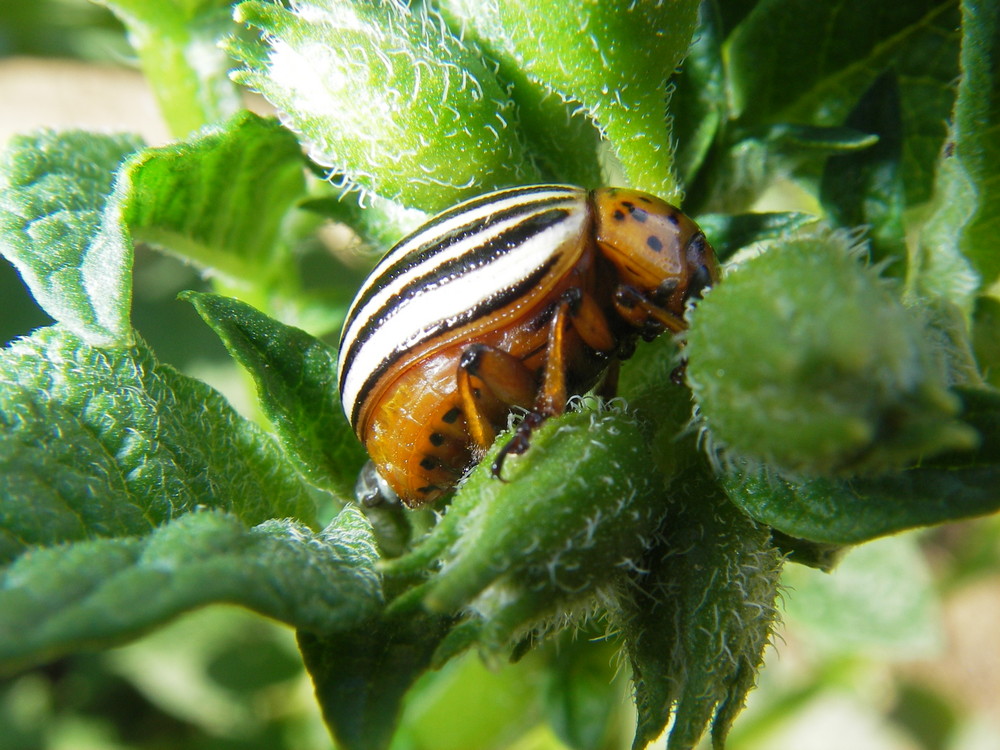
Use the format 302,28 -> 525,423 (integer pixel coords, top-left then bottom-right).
1,1 -> 999,749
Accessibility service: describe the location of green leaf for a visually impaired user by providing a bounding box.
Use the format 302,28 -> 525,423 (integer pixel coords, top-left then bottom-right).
298,611 -> 449,750
686,228 -> 978,476
0,115 -> 308,347
445,0 -> 701,201
0,506 -> 382,675
911,0 -> 1000,309
820,71 -> 907,272
974,296 -> 1000,388
229,0 -> 540,213
722,386 -> 1000,545
117,111 -> 307,290
435,1 -> 603,189
92,0 -> 243,136
542,636 -> 628,750
0,325 -> 319,564
184,292 -> 366,499
694,211 -> 819,261
622,486 -> 782,750
783,535 -> 941,657
669,1 -> 726,190
768,530 -> 847,572
727,0 -> 960,207
0,130 -> 143,347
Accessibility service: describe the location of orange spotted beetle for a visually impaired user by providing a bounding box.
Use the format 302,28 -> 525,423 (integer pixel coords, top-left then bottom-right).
338,185 -> 718,506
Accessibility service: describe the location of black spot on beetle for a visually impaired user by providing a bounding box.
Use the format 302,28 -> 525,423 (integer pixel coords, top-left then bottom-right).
429,432 -> 445,446
623,201 -> 648,222
442,407 -> 461,423
420,456 -> 439,470
638,196 -> 652,204
665,213 -> 680,226
613,209 -> 625,221
646,235 -> 663,252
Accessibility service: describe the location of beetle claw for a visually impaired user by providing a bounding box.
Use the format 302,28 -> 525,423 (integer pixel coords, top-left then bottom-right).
492,412 -> 546,481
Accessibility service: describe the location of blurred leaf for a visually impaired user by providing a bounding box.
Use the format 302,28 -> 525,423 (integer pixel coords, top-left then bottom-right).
229,0 -> 540,212
669,1 -> 726,190
623,487 -> 782,750
694,211 -> 818,261
93,0 -> 242,135
763,123 -> 879,152
820,71 -> 907,271
728,0 -> 960,206
542,636 -> 627,750
206,636 -> 302,695
783,535 -> 941,656
722,386 -> 1000,545
974,296 -> 1000,388
911,0 -> 1000,310
299,611 -> 449,750
0,507 -> 382,675
0,131 -> 143,347
0,325 -> 319,564
185,292 -> 366,499
769,530 -> 847,572
441,0 -> 700,201
0,0 -> 126,60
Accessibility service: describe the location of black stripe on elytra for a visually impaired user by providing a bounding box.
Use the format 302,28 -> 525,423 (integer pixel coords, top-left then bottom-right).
342,188 -> 578,341
340,206 -> 572,393
349,254 -> 561,426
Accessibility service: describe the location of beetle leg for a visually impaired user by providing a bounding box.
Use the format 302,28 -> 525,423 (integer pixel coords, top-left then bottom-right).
613,284 -> 687,337
564,287 -> 617,353
457,343 -> 536,452
493,292 -> 585,478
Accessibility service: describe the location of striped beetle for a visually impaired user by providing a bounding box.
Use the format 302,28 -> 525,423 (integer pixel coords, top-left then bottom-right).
338,185 -> 718,507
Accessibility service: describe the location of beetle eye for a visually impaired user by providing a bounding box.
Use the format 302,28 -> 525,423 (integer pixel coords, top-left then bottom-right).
687,264 -> 713,301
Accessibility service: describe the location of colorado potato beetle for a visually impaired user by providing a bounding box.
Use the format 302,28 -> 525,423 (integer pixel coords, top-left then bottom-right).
337,185 -> 718,507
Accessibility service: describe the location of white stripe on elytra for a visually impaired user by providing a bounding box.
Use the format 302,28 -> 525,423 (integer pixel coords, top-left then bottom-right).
339,188 -> 584,378
345,186 -> 583,321
340,202 -> 587,419
338,188 -> 582,383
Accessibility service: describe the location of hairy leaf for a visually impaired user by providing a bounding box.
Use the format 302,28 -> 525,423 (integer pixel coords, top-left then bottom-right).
0,131 -> 143,347
185,292 -> 366,499
0,325 -> 318,563
623,486 -> 782,750
687,229 -> 977,476
117,111 -> 307,286
0,507 -> 381,675
441,0 -> 700,200
229,0 -> 540,212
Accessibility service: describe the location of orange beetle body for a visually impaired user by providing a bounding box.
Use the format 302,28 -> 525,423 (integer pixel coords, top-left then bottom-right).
338,186 -> 718,506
